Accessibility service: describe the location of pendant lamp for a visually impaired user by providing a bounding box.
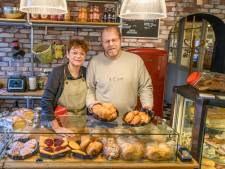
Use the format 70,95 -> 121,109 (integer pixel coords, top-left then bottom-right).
119,0 -> 167,20
19,0 -> 67,15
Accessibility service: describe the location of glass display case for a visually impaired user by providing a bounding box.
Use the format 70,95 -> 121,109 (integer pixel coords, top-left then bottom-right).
171,85 -> 225,169
0,108 -> 182,169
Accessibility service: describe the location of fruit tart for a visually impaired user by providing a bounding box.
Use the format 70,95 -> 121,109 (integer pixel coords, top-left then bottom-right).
39,136 -> 70,159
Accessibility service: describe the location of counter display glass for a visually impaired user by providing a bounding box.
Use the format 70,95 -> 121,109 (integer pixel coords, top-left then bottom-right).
171,85 -> 225,169
0,107 -> 181,168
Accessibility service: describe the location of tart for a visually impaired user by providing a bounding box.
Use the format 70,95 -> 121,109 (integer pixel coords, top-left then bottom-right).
39,136 -> 70,159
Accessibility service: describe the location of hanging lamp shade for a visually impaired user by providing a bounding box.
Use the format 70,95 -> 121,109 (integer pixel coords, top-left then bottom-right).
19,0 -> 67,15
119,0 -> 167,20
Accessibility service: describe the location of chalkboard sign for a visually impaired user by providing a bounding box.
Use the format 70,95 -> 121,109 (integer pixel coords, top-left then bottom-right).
122,19 -> 159,38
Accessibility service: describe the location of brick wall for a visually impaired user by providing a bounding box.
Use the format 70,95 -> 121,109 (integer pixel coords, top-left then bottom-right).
0,0 -> 225,110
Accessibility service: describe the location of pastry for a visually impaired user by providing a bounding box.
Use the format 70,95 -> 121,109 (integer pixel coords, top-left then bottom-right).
80,135 -> 91,151
24,139 -> 37,149
86,141 -> 103,156
12,116 -> 26,130
103,138 -> 120,160
145,143 -> 173,161
71,136 -> 103,159
123,111 -> 151,126
117,136 -> 144,161
69,141 -> 81,150
19,147 -> 34,156
92,103 -> 118,121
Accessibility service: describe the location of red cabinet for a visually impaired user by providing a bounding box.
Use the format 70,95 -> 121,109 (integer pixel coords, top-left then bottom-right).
125,48 -> 168,117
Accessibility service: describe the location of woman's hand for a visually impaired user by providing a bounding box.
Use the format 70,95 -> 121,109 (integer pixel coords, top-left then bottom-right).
51,119 -> 75,137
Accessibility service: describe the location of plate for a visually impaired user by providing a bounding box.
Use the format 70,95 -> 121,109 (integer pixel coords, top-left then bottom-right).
7,141 -> 38,160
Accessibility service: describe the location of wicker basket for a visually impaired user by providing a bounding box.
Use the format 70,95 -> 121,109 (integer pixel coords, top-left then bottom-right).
4,12 -> 24,19
32,43 -> 54,64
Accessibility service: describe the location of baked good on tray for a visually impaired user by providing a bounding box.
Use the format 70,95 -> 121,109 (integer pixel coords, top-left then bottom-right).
69,135 -> 103,159
91,103 -> 118,122
39,136 -> 70,159
7,139 -> 38,160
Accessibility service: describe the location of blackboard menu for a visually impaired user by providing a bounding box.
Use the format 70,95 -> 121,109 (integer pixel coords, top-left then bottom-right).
122,19 -> 159,38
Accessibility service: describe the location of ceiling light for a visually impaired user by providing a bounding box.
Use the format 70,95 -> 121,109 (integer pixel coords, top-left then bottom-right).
119,0 -> 167,20
19,0 -> 67,15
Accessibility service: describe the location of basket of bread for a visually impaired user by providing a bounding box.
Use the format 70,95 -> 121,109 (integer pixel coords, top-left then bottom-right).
122,109 -> 154,126
89,103 -> 118,122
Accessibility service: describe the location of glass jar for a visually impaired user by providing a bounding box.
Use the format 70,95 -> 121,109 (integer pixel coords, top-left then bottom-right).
78,7 -> 88,22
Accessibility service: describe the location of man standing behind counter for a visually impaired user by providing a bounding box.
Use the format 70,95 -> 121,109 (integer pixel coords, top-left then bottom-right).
86,26 -> 153,121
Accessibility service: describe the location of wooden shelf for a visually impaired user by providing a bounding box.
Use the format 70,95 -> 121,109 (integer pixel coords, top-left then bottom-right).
30,20 -> 120,28
0,18 -> 27,26
0,18 -> 120,28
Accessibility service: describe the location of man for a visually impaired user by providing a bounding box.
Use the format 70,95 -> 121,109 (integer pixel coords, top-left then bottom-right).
86,26 -> 153,122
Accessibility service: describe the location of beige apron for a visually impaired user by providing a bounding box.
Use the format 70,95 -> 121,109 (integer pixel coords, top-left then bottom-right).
57,76 -> 87,128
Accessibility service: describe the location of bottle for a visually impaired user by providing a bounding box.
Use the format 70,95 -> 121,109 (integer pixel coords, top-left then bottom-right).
102,8 -> 108,22
107,8 -> 112,22
111,8 -> 116,23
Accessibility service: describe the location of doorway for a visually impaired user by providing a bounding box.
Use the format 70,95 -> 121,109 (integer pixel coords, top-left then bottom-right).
165,13 -> 225,104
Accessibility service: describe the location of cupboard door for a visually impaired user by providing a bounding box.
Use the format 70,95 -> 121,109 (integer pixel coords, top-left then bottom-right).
125,48 -> 167,117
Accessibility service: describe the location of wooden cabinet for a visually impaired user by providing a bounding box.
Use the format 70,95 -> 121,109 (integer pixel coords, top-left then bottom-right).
125,48 -> 168,117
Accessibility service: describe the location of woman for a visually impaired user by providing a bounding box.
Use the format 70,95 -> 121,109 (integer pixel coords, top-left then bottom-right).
41,39 -> 88,134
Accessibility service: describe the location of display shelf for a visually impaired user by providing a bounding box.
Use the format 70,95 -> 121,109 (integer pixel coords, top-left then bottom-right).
0,18 -> 28,26
30,20 -> 120,28
0,18 -> 120,28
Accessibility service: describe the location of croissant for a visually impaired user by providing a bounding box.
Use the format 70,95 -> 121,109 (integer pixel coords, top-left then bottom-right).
80,135 -> 91,151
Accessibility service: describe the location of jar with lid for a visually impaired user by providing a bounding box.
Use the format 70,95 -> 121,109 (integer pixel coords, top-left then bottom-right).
78,7 -> 88,22
92,5 -> 100,22
64,9 -> 71,21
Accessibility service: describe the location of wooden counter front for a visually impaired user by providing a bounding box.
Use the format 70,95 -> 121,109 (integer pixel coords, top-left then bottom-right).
3,156 -> 198,169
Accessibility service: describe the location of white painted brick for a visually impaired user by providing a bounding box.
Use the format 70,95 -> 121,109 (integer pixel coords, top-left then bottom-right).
89,32 -> 101,36
0,33 -> 14,38
78,32 -> 88,36
15,33 -> 28,39
0,43 -> 8,47
1,67 -> 15,71
44,35 -> 57,40
0,71 -> 6,76
16,67 -> 28,71
62,31 -> 75,35
0,62 -> 8,66
34,30 -> 47,34
0,48 -> 12,52
210,9 -> 222,13
20,29 -> 30,34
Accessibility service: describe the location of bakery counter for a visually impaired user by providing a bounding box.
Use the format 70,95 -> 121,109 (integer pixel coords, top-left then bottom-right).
3,157 -> 198,169
0,89 -> 44,108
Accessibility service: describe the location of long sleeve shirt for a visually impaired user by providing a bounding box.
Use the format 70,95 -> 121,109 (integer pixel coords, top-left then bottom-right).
86,51 -> 153,115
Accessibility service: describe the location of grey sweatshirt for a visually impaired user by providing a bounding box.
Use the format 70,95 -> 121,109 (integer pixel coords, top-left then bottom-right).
86,50 -> 153,115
